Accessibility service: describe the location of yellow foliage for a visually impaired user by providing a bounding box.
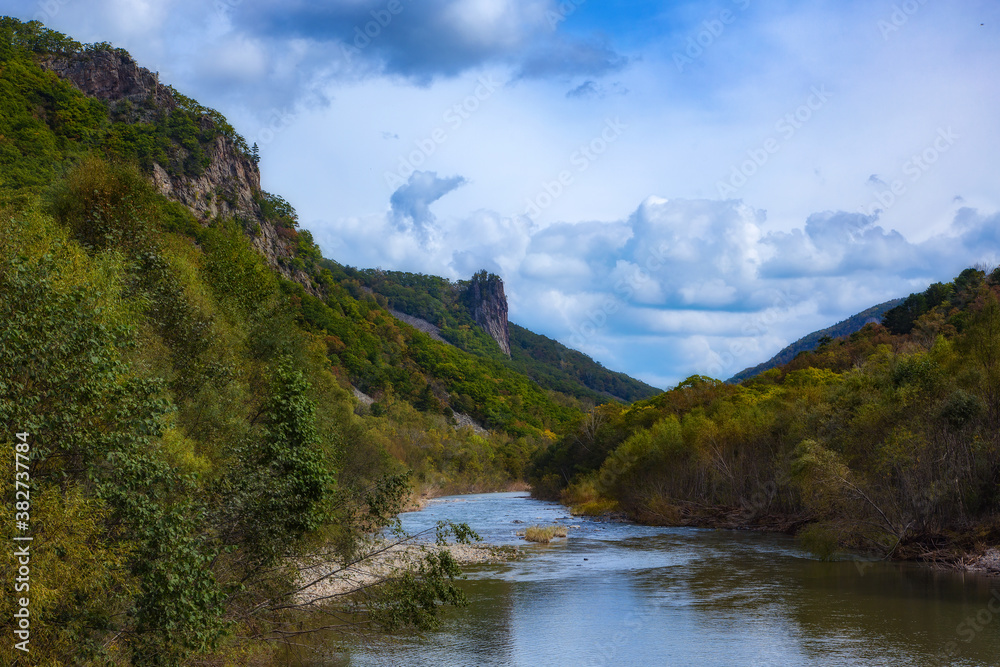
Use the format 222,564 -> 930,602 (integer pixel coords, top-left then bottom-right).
0,206 -> 140,330
159,425 -> 212,476
0,485 -> 135,665
784,367 -> 842,387
789,439 -> 850,516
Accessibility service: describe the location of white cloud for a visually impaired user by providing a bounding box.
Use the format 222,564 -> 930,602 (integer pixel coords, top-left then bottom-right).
6,0 -> 1000,387
317,194 -> 1000,387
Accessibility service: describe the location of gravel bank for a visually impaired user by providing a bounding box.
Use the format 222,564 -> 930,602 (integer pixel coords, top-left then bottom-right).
294,541 -> 519,605
965,547 -> 1000,575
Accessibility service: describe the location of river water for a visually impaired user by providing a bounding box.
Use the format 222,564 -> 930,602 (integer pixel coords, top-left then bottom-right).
305,492 -> 1000,666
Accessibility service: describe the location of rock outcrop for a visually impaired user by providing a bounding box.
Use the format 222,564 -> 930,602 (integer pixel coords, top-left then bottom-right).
465,272 -> 510,356
40,49 -> 318,294
41,49 -> 176,114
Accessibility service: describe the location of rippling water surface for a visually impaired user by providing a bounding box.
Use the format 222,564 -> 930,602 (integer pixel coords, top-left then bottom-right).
295,492 -> 1000,666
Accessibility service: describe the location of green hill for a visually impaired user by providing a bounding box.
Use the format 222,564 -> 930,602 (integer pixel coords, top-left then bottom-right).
343,266 -> 661,404
727,298 -> 904,383
0,17 -> 660,664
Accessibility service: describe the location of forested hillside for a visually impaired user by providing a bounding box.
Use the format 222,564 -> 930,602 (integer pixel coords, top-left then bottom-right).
345,267 -> 661,403
728,298 -> 904,383
0,18 -> 647,664
532,267 -> 1000,563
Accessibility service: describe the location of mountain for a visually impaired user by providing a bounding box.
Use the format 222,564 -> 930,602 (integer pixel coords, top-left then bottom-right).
727,298 -> 904,383
466,270 -> 511,355
0,19 -> 657,435
344,267 -> 662,404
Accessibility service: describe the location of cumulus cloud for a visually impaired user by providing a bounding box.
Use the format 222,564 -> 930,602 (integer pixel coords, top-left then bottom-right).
321,192 -> 1000,387
389,171 -> 467,237
761,211 -> 917,278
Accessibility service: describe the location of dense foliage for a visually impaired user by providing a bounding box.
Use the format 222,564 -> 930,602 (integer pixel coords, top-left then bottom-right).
0,14 -> 602,484
0,154 -> 481,664
0,16 -> 248,201
0,20 -> 543,663
532,269 -> 1000,561
342,267 -> 661,403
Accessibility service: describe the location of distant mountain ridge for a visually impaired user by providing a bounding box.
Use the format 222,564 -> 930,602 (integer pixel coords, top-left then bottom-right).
727,298 -> 905,383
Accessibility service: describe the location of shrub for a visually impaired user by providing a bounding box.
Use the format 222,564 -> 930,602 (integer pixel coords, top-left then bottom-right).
522,525 -> 568,543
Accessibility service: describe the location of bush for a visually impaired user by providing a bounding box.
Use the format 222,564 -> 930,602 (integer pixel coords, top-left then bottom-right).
522,525 -> 568,543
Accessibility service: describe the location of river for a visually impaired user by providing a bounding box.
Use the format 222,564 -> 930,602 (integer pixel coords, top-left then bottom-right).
300,491 -> 1000,666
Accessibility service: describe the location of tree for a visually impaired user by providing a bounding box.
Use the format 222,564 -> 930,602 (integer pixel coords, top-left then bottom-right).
222,357 -> 335,571
964,290 -> 1000,423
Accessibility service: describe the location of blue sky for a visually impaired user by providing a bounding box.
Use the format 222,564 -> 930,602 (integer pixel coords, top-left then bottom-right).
8,0 -> 1000,387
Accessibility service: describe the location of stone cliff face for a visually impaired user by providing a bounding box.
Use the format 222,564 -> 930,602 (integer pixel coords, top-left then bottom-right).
40,49 -> 318,293
41,49 -> 176,113
466,272 -> 510,356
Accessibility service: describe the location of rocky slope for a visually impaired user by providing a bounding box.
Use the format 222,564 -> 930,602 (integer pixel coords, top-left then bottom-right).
41,48 -> 176,112
465,271 -> 511,356
39,48 -> 318,293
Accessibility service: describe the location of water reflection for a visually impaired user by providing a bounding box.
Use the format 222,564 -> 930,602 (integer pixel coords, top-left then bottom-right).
304,493 -> 999,666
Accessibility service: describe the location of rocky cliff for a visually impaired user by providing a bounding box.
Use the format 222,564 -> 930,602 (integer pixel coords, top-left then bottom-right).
39,49 -> 318,293
465,272 -> 511,356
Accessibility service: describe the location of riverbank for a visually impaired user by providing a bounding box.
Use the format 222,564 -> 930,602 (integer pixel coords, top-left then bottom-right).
567,498 -> 1000,575
322,490 -> 1000,667
405,480 -> 531,512
294,540 -> 521,606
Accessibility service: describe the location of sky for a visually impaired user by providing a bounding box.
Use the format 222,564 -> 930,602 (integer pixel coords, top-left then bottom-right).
9,0 -> 1000,388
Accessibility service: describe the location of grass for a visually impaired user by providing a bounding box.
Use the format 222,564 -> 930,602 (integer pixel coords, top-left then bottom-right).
521,524 -> 568,543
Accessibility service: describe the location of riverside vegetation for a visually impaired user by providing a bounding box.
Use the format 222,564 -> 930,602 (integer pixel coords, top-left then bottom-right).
531,267 -> 1000,564
521,525 -> 569,543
